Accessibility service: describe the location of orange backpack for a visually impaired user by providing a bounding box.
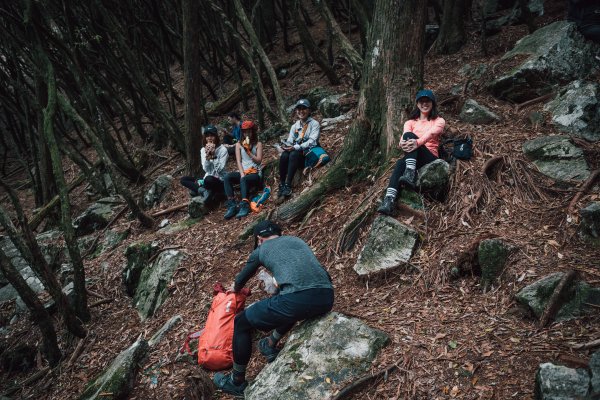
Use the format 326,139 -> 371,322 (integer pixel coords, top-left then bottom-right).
195,283 -> 250,370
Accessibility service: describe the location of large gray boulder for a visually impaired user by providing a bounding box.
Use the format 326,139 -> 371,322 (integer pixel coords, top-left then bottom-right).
483,0 -> 543,35
523,135 -> 590,182
417,159 -> 451,198
488,21 -> 600,102
0,236 -> 31,289
133,250 -> 185,321
321,113 -> 352,132
318,95 -> 343,118
516,272 -> 600,322
245,312 -> 388,400
143,175 -> 173,209
79,338 -> 149,400
354,216 -> 419,276
0,267 -> 45,304
73,196 -> 124,236
534,363 -> 590,400
580,202 -> 600,246
544,81 -> 600,142
122,241 -> 159,297
459,99 -> 501,124
303,87 -> 332,111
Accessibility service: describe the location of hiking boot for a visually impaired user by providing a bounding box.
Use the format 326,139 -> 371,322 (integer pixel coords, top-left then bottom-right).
398,168 -> 417,188
277,183 -> 285,198
236,200 -> 250,219
258,337 -> 280,363
224,200 -> 238,220
377,195 -> 395,216
281,183 -> 292,197
213,372 -> 247,398
188,190 -> 199,197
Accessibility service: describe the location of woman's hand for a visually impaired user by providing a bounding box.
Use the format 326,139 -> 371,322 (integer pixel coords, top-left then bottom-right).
401,139 -> 418,153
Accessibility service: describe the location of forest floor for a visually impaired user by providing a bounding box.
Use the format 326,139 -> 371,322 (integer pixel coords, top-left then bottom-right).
1,1 -> 600,399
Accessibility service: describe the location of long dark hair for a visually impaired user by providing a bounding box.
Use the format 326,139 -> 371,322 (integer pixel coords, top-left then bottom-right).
203,132 -> 220,147
409,101 -> 439,121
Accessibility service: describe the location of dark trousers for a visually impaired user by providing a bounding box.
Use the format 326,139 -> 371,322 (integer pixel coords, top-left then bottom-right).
279,150 -> 305,186
232,288 -> 334,366
180,175 -> 224,194
223,172 -> 262,200
580,24 -> 600,43
387,132 -> 437,191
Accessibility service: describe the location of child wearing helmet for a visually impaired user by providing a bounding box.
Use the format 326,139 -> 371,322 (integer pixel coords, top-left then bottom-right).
378,89 -> 446,215
180,125 -> 228,197
223,120 -> 263,219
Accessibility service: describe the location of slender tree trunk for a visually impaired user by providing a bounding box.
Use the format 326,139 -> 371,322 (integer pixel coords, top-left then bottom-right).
233,0 -> 288,125
275,0 -> 427,222
434,0 -> 467,54
41,62 -> 90,322
182,0 -> 204,177
290,0 -> 340,85
0,249 -> 62,366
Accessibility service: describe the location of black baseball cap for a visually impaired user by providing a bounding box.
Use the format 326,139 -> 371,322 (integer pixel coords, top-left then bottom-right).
253,220 -> 282,238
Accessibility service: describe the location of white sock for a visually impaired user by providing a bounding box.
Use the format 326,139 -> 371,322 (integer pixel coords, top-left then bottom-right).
385,188 -> 398,199
405,158 -> 416,170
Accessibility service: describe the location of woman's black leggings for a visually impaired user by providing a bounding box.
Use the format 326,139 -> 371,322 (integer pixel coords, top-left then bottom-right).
180,175 -> 224,193
279,150 -> 305,185
387,132 -> 437,191
223,172 -> 262,200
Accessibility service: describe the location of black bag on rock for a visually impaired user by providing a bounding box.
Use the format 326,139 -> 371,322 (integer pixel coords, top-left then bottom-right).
440,138 -> 473,161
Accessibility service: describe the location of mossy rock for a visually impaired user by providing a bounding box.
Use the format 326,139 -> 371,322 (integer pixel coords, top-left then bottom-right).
478,238 -> 512,290
579,202 -> 600,247
398,189 -> 424,210
303,87 -> 332,110
534,363 -> 590,400
122,242 -> 159,297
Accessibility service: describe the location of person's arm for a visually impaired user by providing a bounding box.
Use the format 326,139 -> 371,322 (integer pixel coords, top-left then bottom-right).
234,248 -> 261,291
415,118 -> 445,147
249,142 -> 263,164
235,143 -> 245,176
200,148 -> 210,175
213,146 -> 228,175
297,119 -> 320,150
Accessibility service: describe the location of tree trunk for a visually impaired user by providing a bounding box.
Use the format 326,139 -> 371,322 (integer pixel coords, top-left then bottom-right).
434,0 -> 467,54
0,249 -> 61,366
275,0 -> 427,222
41,61 -> 90,322
182,0 -> 204,177
233,0 -> 288,125
290,0 -> 340,85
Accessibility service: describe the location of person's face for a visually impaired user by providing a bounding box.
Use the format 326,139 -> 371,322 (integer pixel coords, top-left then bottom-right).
242,128 -> 252,138
205,136 -> 216,145
296,106 -> 309,121
228,116 -> 239,125
417,97 -> 432,115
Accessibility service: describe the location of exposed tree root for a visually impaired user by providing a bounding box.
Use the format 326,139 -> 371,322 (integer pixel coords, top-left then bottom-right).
568,169 -> 599,214
538,269 -> 577,328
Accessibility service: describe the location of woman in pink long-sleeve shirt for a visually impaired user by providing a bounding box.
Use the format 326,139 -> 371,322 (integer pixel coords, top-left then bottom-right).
378,89 -> 446,215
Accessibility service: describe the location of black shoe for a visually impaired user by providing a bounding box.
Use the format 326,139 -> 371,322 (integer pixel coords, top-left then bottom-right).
377,195 -> 395,215
213,372 -> 247,397
224,200 -> 238,220
277,183 -> 285,198
236,200 -> 250,219
281,184 -> 292,197
258,337 -> 280,363
398,168 -> 417,188
188,190 -> 199,197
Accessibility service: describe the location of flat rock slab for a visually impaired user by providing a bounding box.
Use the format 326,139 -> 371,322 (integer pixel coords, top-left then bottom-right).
73,196 -> 124,237
459,99 -> 501,124
354,216 -> 419,276
133,250 -> 185,321
523,135 -> 589,182
516,272 -> 600,322
79,339 -> 149,400
544,80 -> 600,142
487,21 -> 600,102
535,363 -> 590,400
245,312 -> 388,400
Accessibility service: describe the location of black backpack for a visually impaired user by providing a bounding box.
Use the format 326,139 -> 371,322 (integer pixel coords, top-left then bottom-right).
440,138 -> 473,161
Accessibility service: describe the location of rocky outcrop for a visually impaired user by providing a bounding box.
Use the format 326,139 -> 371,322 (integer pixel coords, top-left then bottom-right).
516,273 -> 600,322
320,113 -> 352,132
534,363 -> 590,400
318,95 -> 342,118
122,242 -> 159,297
72,196 -> 124,236
417,159 -> 451,199
522,135 -> 590,182
245,312 -> 388,400
354,216 -> 419,276
479,238 -> 513,290
580,202 -> 600,246
459,99 -> 501,124
133,250 -> 185,321
544,81 -> 600,142
488,21 -> 600,102
143,175 -> 172,209
79,338 -> 149,400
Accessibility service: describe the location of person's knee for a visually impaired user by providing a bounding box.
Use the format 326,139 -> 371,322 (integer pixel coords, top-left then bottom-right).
580,25 -> 600,43
234,311 -> 252,332
403,132 -> 418,140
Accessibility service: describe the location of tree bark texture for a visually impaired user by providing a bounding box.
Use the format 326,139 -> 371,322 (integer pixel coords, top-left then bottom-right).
41,62 -> 90,322
182,0 -> 204,177
434,0 -> 467,54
